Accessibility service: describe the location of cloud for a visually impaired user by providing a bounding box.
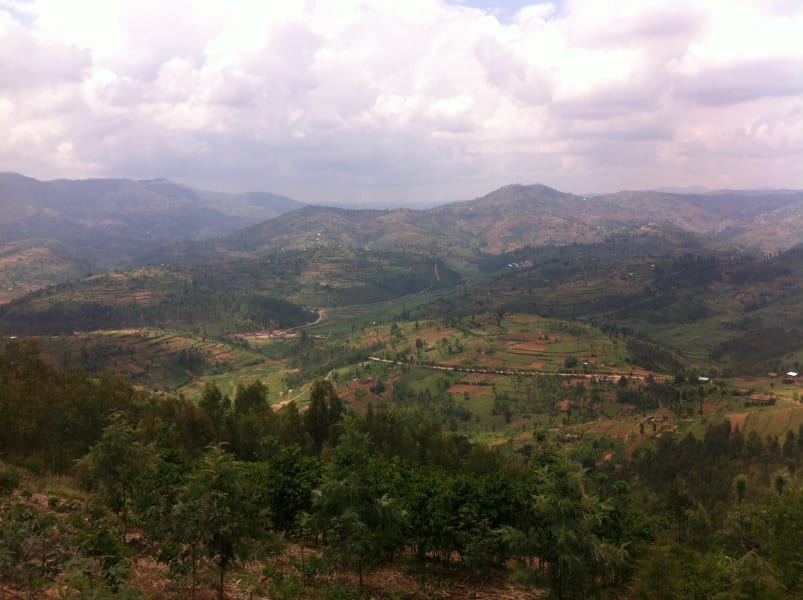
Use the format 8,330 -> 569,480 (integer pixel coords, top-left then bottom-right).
0,0 -> 802,205
0,10 -> 90,89
675,58 -> 803,105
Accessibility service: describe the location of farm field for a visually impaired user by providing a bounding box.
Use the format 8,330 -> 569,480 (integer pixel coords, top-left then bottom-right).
0,243 -> 91,304
34,329 -> 271,392
13,291 -> 803,454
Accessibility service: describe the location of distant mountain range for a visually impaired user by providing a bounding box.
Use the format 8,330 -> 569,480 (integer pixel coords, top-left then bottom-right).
3,174 -> 803,301
151,183 -> 803,266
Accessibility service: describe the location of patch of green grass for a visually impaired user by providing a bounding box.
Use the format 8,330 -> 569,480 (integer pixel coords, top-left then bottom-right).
601,402 -> 622,418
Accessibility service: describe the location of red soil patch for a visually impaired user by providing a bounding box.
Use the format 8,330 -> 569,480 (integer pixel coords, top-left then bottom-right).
513,343 -> 548,352
131,291 -> 156,303
764,407 -> 793,436
448,384 -> 483,394
729,412 -> 748,432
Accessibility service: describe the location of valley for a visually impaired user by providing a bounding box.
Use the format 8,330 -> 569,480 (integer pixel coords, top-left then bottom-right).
2,179 -> 803,599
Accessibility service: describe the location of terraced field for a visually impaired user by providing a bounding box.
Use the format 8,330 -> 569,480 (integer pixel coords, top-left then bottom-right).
0,243 -> 91,304
36,329 -> 269,391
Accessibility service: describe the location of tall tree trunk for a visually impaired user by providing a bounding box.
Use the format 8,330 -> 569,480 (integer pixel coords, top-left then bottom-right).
191,543 -> 197,599
218,539 -> 226,600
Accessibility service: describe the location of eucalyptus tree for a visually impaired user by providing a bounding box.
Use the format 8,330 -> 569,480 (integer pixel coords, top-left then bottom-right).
311,422 -> 406,588
76,413 -> 155,542
530,456 -> 625,599
169,445 -> 261,600
303,379 -> 345,454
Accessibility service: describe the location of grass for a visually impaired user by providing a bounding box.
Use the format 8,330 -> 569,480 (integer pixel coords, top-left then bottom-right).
35,329 -> 279,393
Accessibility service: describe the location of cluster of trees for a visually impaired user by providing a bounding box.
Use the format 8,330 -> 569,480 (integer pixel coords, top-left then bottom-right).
711,326 -> 803,374
0,288 -> 314,336
2,340 -> 802,599
284,334 -> 385,388
629,420 -> 803,597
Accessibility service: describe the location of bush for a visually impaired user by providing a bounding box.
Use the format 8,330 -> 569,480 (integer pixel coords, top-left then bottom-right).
0,462 -> 21,493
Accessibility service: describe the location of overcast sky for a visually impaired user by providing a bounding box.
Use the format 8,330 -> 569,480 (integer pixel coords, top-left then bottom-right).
1,0 -> 802,206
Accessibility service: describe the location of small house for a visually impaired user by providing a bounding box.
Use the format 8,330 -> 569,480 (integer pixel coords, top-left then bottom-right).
746,394 -> 776,407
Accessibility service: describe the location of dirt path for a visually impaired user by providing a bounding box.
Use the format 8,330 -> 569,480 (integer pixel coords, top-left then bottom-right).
368,356 -> 670,382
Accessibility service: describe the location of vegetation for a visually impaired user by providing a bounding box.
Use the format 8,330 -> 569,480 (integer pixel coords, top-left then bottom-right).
1,340 -> 803,598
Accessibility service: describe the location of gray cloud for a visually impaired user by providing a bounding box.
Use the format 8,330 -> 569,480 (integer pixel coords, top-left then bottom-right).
676,58 -> 803,106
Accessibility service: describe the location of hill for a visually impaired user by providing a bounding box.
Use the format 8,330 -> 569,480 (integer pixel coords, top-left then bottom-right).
0,247 -> 458,336
451,240 -> 803,376
149,184 -> 803,268
0,265 -> 315,336
0,173 -> 303,300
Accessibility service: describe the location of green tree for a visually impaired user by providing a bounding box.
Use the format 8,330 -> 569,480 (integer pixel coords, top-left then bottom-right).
169,445 -> 259,600
198,381 -> 231,441
303,379 -> 345,454
531,457 -> 624,599
231,380 -> 275,460
258,440 -> 322,533
76,414 -> 155,541
760,483 -> 803,594
312,424 -> 405,588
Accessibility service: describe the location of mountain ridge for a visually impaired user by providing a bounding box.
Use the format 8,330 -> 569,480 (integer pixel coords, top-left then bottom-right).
148,183 -> 803,266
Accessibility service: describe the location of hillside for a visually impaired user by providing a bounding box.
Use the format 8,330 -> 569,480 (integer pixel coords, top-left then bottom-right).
0,247 -> 458,336
1,336 -> 801,600
0,265 -> 315,336
149,184 -> 803,268
456,241 -> 803,375
6,176 -> 803,303
0,173 -> 303,300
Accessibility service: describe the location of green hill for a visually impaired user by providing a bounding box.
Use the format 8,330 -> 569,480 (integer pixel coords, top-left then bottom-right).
0,247 -> 459,336
0,173 -> 304,299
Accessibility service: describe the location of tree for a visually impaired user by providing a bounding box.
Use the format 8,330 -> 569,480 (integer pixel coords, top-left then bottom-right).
169,445 -> 259,600
76,413 -> 155,541
760,483 -> 803,594
230,380 -> 275,460
531,457 -> 624,599
234,379 -> 269,416
311,424 -> 405,588
257,439 -> 322,533
198,382 -> 231,441
303,379 -> 345,453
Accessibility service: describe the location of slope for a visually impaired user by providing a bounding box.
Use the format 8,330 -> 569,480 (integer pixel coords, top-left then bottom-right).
0,173 -> 304,299
149,184 -> 803,269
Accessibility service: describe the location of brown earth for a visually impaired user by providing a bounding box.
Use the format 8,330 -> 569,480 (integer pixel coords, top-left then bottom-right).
729,412 -> 748,432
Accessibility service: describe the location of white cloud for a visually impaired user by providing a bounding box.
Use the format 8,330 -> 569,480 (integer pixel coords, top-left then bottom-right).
0,0 -> 801,204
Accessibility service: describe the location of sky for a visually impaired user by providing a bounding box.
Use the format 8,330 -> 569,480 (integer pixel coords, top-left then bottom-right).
1,0 -> 802,207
